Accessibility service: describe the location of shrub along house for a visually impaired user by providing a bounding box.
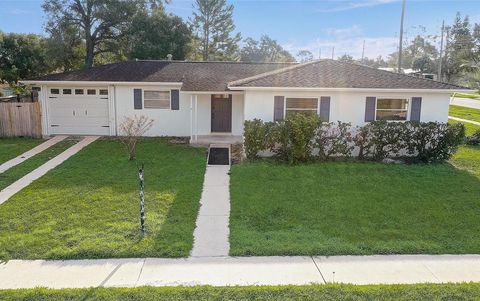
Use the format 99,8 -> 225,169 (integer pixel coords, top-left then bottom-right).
23,59 -> 470,143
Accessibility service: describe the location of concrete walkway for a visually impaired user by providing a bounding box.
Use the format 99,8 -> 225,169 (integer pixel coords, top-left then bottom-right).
191,165 -> 231,257
0,135 -> 68,173
0,136 -> 99,205
449,116 -> 480,126
1,255 -> 480,289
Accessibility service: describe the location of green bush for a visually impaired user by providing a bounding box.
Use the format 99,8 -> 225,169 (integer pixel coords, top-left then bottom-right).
243,116 -> 464,164
315,121 -> 354,160
271,113 -> 319,164
244,119 -> 268,159
466,128 -> 480,145
407,122 -> 465,163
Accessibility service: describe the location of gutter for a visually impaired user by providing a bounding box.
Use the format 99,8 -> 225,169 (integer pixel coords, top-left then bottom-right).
21,80 -> 183,87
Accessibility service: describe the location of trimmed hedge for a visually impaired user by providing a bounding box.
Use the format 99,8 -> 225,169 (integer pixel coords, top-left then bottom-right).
1,284 -> 480,300
244,114 -> 465,163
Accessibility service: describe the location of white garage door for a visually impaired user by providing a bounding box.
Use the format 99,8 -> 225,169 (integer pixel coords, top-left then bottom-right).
48,87 -> 110,135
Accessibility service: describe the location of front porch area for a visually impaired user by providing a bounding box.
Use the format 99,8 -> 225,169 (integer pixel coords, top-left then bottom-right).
188,92 -> 244,146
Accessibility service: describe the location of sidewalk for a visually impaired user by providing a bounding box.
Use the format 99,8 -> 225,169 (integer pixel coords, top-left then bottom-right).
1,255 -> 480,289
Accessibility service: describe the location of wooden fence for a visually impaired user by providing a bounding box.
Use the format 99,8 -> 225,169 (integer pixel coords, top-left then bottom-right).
0,102 -> 42,138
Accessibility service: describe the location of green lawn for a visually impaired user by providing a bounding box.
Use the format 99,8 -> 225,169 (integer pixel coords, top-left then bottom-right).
0,138 -> 206,260
1,284 -> 480,301
0,138 -> 43,164
451,145 -> 480,178
0,138 -> 77,191
449,119 -> 480,136
230,152 -> 480,256
453,92 -> 480,100
449,105 -> 480,122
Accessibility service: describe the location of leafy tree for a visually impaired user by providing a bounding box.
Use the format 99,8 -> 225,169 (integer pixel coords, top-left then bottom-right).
240,35 -> 295,63
338,54 -> 354,62
0,32 -> 50,83
125,9 -> 192,60
297,50 -> 314,63
412,55 -> 435,73
388,35 -> 438,73
443,13 -> 474,83
190,0 -> 241,61
44,20 -> 85,71
359,56 -> 388,68
42,0 -> 161,68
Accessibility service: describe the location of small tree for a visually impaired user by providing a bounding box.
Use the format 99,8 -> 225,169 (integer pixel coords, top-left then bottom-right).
119,115 -> 154,160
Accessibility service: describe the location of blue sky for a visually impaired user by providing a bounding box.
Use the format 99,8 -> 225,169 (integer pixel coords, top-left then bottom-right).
0,0 -> 479,60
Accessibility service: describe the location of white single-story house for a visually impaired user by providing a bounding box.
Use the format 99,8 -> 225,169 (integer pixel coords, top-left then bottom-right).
23,59 -> 469,144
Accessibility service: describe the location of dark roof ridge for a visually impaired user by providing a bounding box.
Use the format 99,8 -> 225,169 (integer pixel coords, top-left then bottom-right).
229,59 -> 323,86
135,59 -> 297,65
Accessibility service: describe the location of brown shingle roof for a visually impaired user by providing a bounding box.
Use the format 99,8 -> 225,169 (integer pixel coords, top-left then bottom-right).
30,59 -> 468,91
229,59 -> 468,90
30,60 -> 293,91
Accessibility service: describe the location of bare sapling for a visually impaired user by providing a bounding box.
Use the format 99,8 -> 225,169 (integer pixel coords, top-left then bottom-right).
119,115 -> 154,160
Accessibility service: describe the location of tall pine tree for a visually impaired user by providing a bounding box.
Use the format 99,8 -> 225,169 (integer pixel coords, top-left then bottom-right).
190,0 -> 241,61
443,13 -> 474,83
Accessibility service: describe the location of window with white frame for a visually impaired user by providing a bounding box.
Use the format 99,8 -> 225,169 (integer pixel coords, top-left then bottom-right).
285,97 -> 318,117
144,90 -> 170,109
375,98 -> 409,120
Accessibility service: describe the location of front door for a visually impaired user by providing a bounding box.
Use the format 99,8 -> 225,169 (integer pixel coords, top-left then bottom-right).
211,94 -> 232,133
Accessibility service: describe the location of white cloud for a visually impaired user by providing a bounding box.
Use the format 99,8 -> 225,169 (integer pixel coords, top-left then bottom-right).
324,25 -> 362,38
317,0 -> 400,13
284,36 -> 398,60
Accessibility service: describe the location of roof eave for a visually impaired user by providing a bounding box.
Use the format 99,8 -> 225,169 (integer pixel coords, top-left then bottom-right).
227,86 -> 473,93
21,80 -> 184,86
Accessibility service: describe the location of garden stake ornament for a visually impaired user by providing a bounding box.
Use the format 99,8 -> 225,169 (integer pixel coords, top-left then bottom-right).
138,162 -> 146,236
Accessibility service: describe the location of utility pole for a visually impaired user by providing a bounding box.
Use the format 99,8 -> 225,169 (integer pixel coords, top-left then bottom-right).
331,46 -> 335,59
397,0 -> 406,73
319,48 -> 321,59
437,20 -> 445,81
361,40 -> 365,61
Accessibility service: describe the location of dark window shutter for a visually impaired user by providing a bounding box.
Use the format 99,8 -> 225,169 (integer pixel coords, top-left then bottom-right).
319,96 -> 331,122
410,97 -> 422,122
274,96 -> 285,122
171,89 -> 180,110
365,96 -> 376,122
134,89 -> 142,110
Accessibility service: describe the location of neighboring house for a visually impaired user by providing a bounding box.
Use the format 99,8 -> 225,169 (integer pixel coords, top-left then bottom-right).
379,67 -> 436,80
23,59 -> 469,143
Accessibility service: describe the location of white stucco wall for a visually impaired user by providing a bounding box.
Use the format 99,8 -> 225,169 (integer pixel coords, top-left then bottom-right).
244,90 -> 451,127
114,85 -> 189,136
39,83 -> 451,137
115,86 -> 244,137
